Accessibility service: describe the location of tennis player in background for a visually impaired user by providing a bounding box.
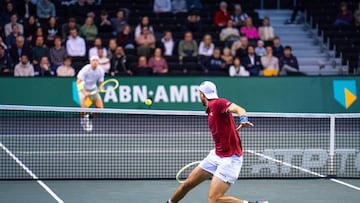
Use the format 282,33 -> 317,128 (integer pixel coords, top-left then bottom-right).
167,81 -> 261,203
76,55 -> 105,132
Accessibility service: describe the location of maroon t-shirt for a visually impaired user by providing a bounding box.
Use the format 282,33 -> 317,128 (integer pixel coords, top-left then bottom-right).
206,98 -> 243,157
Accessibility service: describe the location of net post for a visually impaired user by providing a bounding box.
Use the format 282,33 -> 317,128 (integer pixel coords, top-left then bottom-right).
328,115 -> 335,177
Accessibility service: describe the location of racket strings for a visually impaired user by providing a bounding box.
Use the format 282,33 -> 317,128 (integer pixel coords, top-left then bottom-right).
100,79 -> 119,93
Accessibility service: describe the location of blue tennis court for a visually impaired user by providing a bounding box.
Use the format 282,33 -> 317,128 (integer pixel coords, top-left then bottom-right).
0,179 -> 359,203
0,105 -> 359,202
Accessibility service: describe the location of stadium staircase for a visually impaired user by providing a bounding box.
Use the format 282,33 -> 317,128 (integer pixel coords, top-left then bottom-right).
256,9 -> 343,75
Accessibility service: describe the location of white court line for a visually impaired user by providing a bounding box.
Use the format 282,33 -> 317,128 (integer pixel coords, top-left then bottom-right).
14,150 -> 209,154
0,132 -> 210,137
246,150 -> 360,191
0,141 -> 64,203
329,178 -> 360,191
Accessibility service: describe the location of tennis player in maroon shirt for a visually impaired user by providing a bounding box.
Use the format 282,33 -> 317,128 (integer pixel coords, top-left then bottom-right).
167,81 -> 256,203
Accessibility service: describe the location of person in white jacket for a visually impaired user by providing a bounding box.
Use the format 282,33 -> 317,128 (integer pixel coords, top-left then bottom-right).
229,57 -> 249,77
14,54 -> 34,77
198,34 -> 214,57
97,48 -> 110,74
258,16 -> 275,44
219,20 -> 240,47
66,28 -> 86,57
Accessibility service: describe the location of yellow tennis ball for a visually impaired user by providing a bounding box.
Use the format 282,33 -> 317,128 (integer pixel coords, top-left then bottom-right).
145,99 -> 152,106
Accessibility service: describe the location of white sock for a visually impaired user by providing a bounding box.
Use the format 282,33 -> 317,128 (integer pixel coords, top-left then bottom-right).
243,201 -> 248,203
168,199 -> 173,203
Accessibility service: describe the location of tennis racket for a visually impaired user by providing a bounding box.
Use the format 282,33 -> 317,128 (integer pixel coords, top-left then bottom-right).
84,79 -> 119,107
90,78 -> 119,95
176,161 -> 201,184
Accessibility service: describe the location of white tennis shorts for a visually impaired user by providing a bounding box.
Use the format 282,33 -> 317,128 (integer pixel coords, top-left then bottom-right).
78,87 -> 100,101
199,149 -> 243,184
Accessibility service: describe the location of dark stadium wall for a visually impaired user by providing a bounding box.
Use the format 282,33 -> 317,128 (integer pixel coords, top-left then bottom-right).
0,77 -> 359,113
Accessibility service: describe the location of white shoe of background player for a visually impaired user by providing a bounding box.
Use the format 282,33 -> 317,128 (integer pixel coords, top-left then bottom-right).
81,114 -> 93,132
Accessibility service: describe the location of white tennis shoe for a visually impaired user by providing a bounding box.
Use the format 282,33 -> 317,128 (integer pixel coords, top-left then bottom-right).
81,114 -> 93,132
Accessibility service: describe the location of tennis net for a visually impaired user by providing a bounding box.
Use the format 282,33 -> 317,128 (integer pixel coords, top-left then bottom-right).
0,105 -> 359,180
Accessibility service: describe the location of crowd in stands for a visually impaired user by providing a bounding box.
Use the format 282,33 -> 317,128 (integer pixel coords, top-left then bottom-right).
305,0 -> 360,73
0,0 -> 357,77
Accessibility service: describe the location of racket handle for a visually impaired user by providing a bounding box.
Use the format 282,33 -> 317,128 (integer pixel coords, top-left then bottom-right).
90,90 -> 97,95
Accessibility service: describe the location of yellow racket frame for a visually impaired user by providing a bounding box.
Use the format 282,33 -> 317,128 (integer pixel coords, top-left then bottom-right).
98,78 -> 119,93
176,161 -> 202,184
82,78 -> 119,107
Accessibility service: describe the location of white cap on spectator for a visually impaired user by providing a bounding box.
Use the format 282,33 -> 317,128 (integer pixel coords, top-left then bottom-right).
199,81 -> 219,99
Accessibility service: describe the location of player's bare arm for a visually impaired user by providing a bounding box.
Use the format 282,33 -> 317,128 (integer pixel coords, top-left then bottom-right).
76,78 -> 90,97
98,81 -> 104,92
227,103 -> 254,130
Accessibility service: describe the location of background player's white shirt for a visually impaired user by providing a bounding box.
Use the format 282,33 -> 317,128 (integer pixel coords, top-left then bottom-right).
77,64 -> 105,90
